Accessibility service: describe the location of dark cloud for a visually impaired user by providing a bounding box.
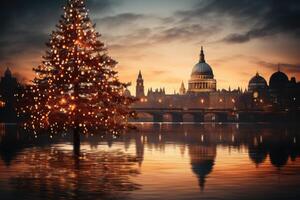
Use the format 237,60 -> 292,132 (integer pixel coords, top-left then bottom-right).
0,0 -> 118,70
176,0 -> 300,43
153,24 -> 218,43
254,60 -> 300,77
176,0 -> 267,26
105,23 -> 218,50
97,13 -> 146,28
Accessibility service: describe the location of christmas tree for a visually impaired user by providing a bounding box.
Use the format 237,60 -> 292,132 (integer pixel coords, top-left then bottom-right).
18,0 -> 136,155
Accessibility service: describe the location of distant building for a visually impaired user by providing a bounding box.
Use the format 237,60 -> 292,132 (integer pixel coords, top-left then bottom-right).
179,81 -> 186,95
188,47 -> 216,93
268,69 -> 299,108
123,88 -> 132,97
248,72 -> 268,93
136,70 -> 145,98
133,47 -> 241,112
132,47 -> 300,114
245,68 -> 300,110
0,68 -> 20,122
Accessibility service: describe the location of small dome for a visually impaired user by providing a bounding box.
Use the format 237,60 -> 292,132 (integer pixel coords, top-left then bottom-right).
249,73 -> 267,85
123,88 -> 131,97
248,73 -> 268,92
269,70 -> 289,90
191,47 -> 214,77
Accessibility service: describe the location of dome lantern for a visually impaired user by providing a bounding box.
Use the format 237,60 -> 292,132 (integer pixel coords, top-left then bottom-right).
200,46 -> 205,63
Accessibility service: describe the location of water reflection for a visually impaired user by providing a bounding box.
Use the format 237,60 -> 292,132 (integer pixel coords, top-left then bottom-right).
0,124 -> 29,166
0,125 -> 141,200
1,123 -> 300,199
10,149 -> 140,200
132,123 -> 300,191
188,144 -> 216,191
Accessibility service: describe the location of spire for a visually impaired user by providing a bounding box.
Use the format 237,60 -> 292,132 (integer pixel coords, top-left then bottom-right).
200,46 -> 205,63
138,70 -> 142,79
181,81 -> 185,88
179,81 -> 186,95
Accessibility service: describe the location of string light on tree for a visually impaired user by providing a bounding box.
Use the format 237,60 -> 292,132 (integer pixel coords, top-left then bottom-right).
17,0 -> 136,155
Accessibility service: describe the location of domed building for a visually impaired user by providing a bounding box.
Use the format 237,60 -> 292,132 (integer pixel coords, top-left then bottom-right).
188,47 -> 216,93
188,145 -> 216,191
0,67 -> 20,123
269,70 -> 289,91
123,88 -> 131,97
248,72 -> 268,93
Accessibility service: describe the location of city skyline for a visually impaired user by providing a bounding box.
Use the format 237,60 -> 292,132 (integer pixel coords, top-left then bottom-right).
1,0 -> 300,94
0,1 -> 300,200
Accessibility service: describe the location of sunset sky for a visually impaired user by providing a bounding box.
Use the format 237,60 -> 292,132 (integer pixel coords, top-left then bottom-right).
1,0 -> 300,94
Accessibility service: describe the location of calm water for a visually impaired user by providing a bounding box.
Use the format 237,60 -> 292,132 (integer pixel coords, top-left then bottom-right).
0,123 -> 300,200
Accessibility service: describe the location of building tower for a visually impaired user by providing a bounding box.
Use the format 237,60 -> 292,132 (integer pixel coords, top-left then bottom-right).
179,81 -> 186,95
0,67 -> 18,108
0,67 -> 19,122
136,70 -> 145,98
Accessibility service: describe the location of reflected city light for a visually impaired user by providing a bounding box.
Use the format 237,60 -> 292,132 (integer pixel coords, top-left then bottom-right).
0,124 -> 300,200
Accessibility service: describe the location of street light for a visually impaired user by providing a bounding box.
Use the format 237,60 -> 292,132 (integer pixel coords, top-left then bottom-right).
0,101 -> 5,108
140,98 -> 148,103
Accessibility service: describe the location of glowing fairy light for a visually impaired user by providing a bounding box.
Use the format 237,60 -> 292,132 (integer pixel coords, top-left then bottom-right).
17,0 -> 137,142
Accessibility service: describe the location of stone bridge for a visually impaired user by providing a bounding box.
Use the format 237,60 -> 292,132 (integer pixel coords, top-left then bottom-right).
132,107 -> 288,122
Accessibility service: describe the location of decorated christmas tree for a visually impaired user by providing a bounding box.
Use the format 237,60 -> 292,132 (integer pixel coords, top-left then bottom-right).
18,0 -> 136,155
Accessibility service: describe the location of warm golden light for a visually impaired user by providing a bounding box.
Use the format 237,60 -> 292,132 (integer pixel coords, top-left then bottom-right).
60,98 -> 67,105
0,101 -> 5,108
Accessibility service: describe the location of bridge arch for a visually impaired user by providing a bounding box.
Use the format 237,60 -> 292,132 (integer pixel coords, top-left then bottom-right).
203,112 -> 228,122
183,113 -> 194,122
135,112 -> 154,122
204,113 -> 217,122
163,113 -> 173,122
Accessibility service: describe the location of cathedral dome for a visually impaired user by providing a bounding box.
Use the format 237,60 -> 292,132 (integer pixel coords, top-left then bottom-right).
269,70 -> 289,90
191,62 -> 214,76
188,47 -> 216,93
248,73 -> 267,92
191,47 -> 214,77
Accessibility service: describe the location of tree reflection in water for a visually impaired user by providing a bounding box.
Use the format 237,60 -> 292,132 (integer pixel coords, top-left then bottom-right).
1,123 -> 300,196
10,148 -> 140,200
